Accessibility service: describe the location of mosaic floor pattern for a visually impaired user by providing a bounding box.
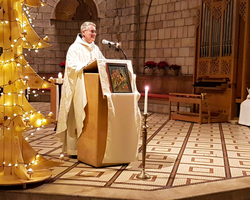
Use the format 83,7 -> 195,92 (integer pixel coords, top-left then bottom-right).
22,102 -> 250,194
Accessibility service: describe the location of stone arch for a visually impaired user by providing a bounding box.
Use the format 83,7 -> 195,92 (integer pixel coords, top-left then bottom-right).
50,0 -> 100,21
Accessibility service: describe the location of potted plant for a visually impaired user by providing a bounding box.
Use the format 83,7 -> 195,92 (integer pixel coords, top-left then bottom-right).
144,61 -> 157,75
169,64 -> 181,76
157,61 -> 169,76
60,62 -> 65,69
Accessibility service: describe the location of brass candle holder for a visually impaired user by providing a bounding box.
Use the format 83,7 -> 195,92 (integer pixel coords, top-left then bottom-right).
136,113 -> 151,179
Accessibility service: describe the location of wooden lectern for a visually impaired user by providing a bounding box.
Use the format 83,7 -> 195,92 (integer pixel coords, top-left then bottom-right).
77,72 -> 109,167
77,60 -> 110,167
77,59 -> 140,167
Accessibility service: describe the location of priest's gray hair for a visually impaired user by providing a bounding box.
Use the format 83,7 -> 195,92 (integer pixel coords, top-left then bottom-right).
80,22 -> 96,32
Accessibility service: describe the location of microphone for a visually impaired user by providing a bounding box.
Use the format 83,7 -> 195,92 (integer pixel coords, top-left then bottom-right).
102,39 -> 118,46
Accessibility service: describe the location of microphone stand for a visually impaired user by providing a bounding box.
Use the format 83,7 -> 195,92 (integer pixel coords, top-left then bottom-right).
108,43 -> 127,60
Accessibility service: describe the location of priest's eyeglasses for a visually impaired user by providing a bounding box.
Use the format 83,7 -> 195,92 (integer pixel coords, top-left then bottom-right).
87,30 -> 96,34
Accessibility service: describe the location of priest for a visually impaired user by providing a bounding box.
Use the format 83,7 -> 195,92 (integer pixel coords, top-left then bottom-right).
56,22 -> 105,156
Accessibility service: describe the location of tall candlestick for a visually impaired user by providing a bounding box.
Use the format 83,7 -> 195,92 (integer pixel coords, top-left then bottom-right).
144,86 -> 149,114
58,72 -> 62,84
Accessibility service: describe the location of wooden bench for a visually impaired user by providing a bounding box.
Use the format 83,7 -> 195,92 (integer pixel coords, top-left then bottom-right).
140,93 -> 169,99
168,93 -> 210,124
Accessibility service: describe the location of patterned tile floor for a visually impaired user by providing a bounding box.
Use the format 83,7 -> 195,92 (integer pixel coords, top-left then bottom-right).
7,102 -> 250,199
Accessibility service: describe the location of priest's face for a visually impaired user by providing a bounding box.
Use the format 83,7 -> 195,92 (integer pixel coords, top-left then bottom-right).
82,25 -> 96,44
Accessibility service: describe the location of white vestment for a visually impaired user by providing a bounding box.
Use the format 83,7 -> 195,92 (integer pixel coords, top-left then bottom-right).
239,94 -> 250,126
56,34 -> 105,155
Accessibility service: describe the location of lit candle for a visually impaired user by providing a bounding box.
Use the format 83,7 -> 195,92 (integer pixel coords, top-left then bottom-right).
144,86 -> 149,114
58,72 -> 62,84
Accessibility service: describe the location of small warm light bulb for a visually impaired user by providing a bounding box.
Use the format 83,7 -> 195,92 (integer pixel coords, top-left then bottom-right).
48,112 -> 53,117
27,168 -> 33,178
43,36 -> 49,41
60,154 -> 64,160
37,120 -> 42,126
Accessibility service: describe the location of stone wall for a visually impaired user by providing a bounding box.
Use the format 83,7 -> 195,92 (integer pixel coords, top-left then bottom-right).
141,0 -> 200,75
25,0 -> 200,76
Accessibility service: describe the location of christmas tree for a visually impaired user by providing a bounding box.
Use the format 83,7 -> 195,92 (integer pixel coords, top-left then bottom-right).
0,0 -> 59,185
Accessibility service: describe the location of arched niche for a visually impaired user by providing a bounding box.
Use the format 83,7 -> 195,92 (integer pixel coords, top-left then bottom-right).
51,0 -> 99,21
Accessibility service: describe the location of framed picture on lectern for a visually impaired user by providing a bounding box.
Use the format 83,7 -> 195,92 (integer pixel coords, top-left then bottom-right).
106,63 -> 132,93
